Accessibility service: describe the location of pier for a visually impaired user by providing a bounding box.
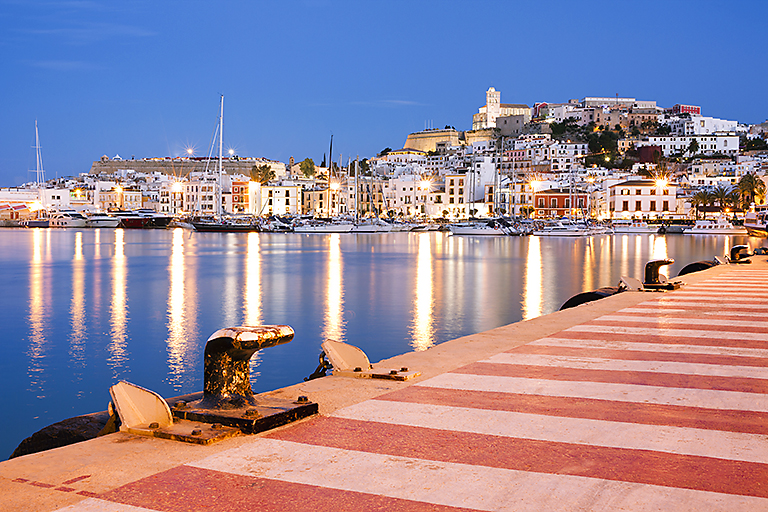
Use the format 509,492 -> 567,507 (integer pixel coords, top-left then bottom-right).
2,259 -> 767,511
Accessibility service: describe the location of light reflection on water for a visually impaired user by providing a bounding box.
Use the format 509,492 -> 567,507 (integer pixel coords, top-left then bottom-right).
0,228 -> 758,459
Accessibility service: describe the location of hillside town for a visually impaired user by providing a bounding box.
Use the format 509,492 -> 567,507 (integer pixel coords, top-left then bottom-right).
2,87 -> 767,225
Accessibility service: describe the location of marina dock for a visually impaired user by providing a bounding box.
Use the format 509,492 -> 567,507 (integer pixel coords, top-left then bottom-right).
2,259 -> 767,511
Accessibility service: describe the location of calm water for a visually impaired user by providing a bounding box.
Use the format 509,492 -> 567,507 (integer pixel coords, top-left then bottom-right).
0,227 -> 753,458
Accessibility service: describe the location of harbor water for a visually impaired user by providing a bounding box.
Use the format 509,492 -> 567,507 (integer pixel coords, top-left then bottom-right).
0,227 -> 755,459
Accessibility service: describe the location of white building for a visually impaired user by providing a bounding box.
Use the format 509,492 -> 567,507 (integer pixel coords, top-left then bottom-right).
669,115 -> 738,136
637,133 -> 739,157
608,179 -> 678,219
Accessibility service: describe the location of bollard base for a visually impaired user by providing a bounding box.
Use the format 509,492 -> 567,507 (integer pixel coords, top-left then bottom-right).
123,419 -> 241,445
643,282 -> 682,291
170,396 -> 318,435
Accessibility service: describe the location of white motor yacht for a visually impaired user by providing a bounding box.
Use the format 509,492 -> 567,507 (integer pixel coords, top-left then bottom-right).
49,211 -> 87,228
86,213 -> 120,228
533,220 -> 591,237
612,219 -> 658,234
684,218 -> 748,235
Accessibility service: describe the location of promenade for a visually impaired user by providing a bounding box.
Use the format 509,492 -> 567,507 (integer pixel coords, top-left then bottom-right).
2,259 -> 767,511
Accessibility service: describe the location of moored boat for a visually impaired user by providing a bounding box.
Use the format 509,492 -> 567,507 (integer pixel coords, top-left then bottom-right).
49,211 -> 87,228
533,220 -> 591,237
192,216 -> 260,232
612,218 -> 658,234
684,217 -> 748,235
293,219 -> 354,233
85,213 -> 120,228
744,209 -> 768,237
448,220 -> 512,236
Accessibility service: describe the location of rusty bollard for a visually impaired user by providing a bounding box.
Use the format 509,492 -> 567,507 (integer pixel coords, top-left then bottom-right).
200,325 -> 294,409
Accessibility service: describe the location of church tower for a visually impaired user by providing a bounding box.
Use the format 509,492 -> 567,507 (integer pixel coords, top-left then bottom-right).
486,87 -> 501,127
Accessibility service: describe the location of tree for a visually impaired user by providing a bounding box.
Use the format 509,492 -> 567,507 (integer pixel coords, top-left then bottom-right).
250,164 -> 275,185
744,137 -> 768,151
690,190 -> 710,219
711,184 -> 730,211
738,173 -> 767,206
377,147 -> 392,157
687,139 -> 700,157
299,158 -> 316,178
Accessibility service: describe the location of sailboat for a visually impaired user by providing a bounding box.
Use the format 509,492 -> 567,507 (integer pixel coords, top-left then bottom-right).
23,121 -> 50,228
192,96 -> 260,233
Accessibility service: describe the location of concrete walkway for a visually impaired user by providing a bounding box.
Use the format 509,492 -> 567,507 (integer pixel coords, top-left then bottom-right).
2,261 -> 767,511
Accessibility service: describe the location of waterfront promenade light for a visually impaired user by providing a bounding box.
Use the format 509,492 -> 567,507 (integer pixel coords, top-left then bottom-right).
655,178 -> 669,189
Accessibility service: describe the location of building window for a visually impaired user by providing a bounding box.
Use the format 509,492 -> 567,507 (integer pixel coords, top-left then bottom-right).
636,189 -> 641,195
650,201 -> 656,211
551,198 -> 557,208
635,201 -> 642,211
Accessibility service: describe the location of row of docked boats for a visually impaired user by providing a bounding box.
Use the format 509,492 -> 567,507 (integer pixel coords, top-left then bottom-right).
23,209 -> 173,229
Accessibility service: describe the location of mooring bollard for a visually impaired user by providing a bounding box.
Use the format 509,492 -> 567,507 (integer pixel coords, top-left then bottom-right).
200,325 -> 295,409
729,245 -> 751,263
644,258 -> 674,286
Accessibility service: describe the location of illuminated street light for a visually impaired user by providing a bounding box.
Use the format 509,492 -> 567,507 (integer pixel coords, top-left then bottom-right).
654,178 -> 668,189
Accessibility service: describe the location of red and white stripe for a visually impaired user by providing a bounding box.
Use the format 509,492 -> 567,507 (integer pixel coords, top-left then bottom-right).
56,269 -> 768,511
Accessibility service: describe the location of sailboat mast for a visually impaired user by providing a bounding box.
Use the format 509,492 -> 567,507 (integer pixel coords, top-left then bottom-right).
354,156 -> 359,224
33,120 -> 46,207
218,95 -> 224,220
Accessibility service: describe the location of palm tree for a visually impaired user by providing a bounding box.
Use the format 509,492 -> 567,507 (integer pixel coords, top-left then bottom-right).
711,185 -> 730,212
691,191 -> 710,219
738,173 -> 767,206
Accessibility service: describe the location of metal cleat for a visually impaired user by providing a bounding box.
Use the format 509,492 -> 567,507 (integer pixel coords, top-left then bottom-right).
729,245 -> 752,264
172,325 -> 318,434
322,339 -> 420,381
109,380 -> 240,444
643,258 -> 681,290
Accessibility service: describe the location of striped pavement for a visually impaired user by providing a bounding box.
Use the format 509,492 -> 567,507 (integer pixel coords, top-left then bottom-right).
57,269 -> 768,511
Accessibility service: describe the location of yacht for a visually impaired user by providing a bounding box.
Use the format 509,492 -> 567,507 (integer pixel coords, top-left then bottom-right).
612,219 -> 658,234
744,209 -> 768,237
85,213 -> 120,228
49,211 -> 87,228
533,220 -> 591,237
684,217 -> 748,235
448,220 -> 513,236
293,219 -> 354,233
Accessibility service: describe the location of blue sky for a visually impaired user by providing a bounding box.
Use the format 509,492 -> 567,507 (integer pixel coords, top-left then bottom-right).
1,0 -> 767,186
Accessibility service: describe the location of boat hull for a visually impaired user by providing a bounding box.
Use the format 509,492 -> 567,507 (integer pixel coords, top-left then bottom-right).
294,224 -> 354,233
86,218 -> 120,228
192,222 -> 260,233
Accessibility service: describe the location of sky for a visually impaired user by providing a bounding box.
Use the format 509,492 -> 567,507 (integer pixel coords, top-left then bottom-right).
1,0 -> 767,186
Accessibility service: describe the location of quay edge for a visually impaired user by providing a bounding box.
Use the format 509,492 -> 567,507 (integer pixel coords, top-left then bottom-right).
0,259 -> 764,512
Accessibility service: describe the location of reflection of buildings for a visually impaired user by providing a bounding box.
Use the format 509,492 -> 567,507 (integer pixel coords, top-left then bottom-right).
411,233 -> 435,350
244,232 -> 262,326
108,229 -> 128,375
27,228 -> 48,396
522,237 -> 543,320
166,228 -> 198,389
69,232 -> 86,373
322,234 -> 344,341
